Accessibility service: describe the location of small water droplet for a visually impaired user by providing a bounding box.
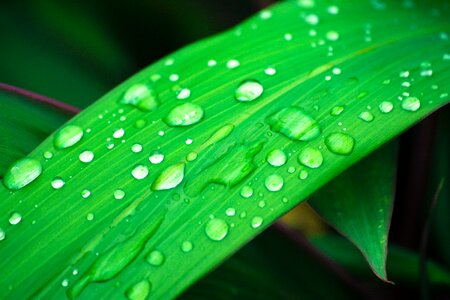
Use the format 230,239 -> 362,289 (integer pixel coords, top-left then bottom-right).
235,80 -> 264,102
120,84 -> 159,112
266,107 -> 321,141
330,106 -> 345,116
327,5 -> 339,14
81,189 -> 91,199
258,200 -> 266,208
9,212 -> 22,225
86,213 -> 95,221
260,9 -> 272,19
125,279 -> 151,300
54,125 -> 83,150
186,152 -> 198,162
240,185 -> 254,198
326,31 -> 339,41
298,147 -> 323,168
287,166 -> 296,173
131,144 -> 143,153
266,149 -> 287,167
151,163 -> 185,190
401,97 -> 421,112
164,103 -> 204,126
379,101 -> 393,113
305,14 -> 319,25
284,33 -> 293,41
325,133 -> 355,155
225,208 -> 236,217
358,111 -> 374,122
0,228 -> 5,241
149,151 -> 164,164
251,216 -> 263,228
181,241 -> 193,253
227,59 -> 240,69
3,158 -> 42,190
146,250 -> 165,266
264,67 -> 277,76
113,128 -> 125,139
264,174 -> 284,192
51,177 -> 65,189
61,279 -> 69,287
79,150 -> 94,163
185,138 -> 193,145
169,74 -> 179,82
114,189 -> 126,200
131,165 -> 149,180
43,151 -> 53,159
208,59 -> 217,67
176,88 -> 191,100
299,170 -> 309,179
205,218 -> 229,241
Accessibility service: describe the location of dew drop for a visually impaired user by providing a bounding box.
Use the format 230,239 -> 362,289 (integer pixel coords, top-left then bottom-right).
81,189 -> 91,199
235,80 -> 264,102
298,147 -> 323,168
146,250 -> 165,266
86,213 -> 95,221
251,216 -> 263,229
61,279 -> 69,287
176,88 -> 191,100
401,97 -> 421,112
54,125 -> 83,149
266,107 -> 321,141
330,106 -> 345,116
326,31 -> 339,41
0,228 -> 5,241
164,103 -> 204,126
131,144 -> 143,153
205,218 -> 229,241
181,241 -> 193,253
225,208 -> 236,217
379,101 -> 393,113
299,170 -> 309,179
266,149 -> 287,167
186,152 -> 198,162
113,128 -> 125,139
240,185 -> 254,198
120,84 -> 159,112
79,150 -> 94,163
325,133 -> 355,155
51,177 -> 65,189
131,165 -> 149,180
151,163 -> 185,191
43,151 -> 53,159
227,59 -> 240,69
264,67 -> 277,76
208,59 -> 217,67
125,279 -> 151,300
169,74 -> 179,82
9,212 -> 22,225
264,174 -> 284,192
2,158 -> 42,190
305,14 -> 319,25
358,111 -> 374,122
149,151 -> 164,164
114,189 -> 126,200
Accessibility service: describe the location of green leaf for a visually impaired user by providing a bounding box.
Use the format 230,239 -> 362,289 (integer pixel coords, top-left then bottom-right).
311,234 -> 450,286
309,142 -> 397,281
0,0 -> 449,299
183,227 -> 359,300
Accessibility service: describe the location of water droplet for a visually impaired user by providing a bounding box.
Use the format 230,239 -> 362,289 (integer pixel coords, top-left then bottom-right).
227,59 -> 240,69
326,31 -> 339,41
126,279 -> 151,300
332,67 -> 342,75
264,174 -> 284,192
181,241 -> 193,253
151,163 -> 185,191
81,189 -> 91,199
79,150 -> 94,163
2,158 -> 42,190
0,228 -> 5,241
266,107 -> 321,141
134,119 -> 147,129
225,208 -> 236,217
54,125 -> 83,150
299,170 -> 308,179
264,67 -> 277,76
131,165 -> 149,180
287,166 -> 296,173
146,250 -> 165,266
208,59 -> 217,67
325,133 -> 355,155
114,189 -> 126,200
149,151 -> 164,164
266,149 -> 287,167
61,279 -> 69,287
131,144 -> 143,153
86,213 -> 95,221
51,177 -> 65,189
164,103 -> 204,126
120,84 -> 159,112
379,101 -> 393,113
258,200 -> 266,208
330,106 -> 345,116
328,5 -> 339,14
185,138 -> 193,145
298,147 -> 323,168
186,152 -> 198,162
240,185 -> 254,198
305,14 -> 319,25
251,216 -> 263,228
43,151 -> 53,159
401,97 -> 421,112
260,10 -> 272,19
113,128 -> 125,139
284,33 -> 293,41
169,74 -> 179,82
205,218 -> 229,241
358,111 -> 374,122
235,80 -> 264,102
177,88 -> 191,100
9,212 -> 22,225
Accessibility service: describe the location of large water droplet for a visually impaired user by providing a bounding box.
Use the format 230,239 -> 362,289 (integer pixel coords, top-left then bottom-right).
251,216 -> 263,228
358,111 -> 374,122
131,165 -> 149,180
205,218 -> 229,241
3,158 -> 42,190
264,174 -> 284,192
79,151 -> 94,163
298,147 -> 323,168
51,177 -> 65,189
266,107 -> 321,141
164,103 -> 204,126
235,80 -> 264,102
266,149 -> 287,167
401,97 -> 421,112
54,125 -> 83,149
121,84 -> 159,111
379,101 -> 393,113
9,212 -> 22,225
151,163 -> 185,191
146,250 -> 165,266
240,185 -> 254,198
325,133 -> 355,155
126,279 -> 151,300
